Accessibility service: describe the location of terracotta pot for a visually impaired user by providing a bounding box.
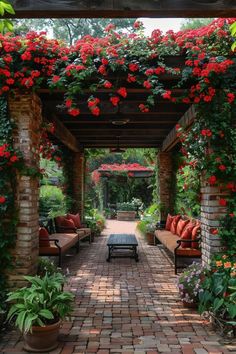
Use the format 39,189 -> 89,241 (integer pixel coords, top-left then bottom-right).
145,232 -> 155,245
23,320 -> 61,352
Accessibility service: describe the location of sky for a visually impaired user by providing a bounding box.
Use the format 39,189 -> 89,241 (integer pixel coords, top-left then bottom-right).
140,18 -> 183,35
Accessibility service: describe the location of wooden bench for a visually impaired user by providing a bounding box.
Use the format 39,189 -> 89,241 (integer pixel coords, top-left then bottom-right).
154,219 -> 201,274
53,217 -> 92,244
39,232 -> 79,267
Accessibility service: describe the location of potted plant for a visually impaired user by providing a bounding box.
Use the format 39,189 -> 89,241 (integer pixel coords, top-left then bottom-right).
116,202 -> 137,221
198,255 -> 236,337
177,262 -> 206,308
6,272 -> 74,352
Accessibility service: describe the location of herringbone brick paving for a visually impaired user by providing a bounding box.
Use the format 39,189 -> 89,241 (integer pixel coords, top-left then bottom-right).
1,220 -> 236,354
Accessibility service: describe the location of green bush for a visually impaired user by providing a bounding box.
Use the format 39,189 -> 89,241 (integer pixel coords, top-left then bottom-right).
136,203 -> 160,234
39,185 -> 67,218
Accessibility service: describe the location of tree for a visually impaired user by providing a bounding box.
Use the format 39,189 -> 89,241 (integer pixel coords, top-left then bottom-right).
13,18 -> 136,45
180,18 -> 213,31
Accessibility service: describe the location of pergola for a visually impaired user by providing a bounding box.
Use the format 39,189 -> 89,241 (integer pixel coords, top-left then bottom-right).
2,4 -> 235,287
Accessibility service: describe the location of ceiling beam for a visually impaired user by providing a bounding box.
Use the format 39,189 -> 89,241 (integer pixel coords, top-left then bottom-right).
12,0 -> 236,18
45,115 -> 80,152
162,105 -> 196,152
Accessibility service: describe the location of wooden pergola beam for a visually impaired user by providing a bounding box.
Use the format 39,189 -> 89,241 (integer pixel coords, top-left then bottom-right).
12,0 -> 236,18
45,115 -> 80,152
162,105 -> 196,152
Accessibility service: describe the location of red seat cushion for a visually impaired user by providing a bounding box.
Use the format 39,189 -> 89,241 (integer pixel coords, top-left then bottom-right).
165,214 -> 174,231
67,213 -> 81,228
176,219 -> 189,237
180,223 -> 195,248
170,215 -> 181,235
39,227 -> 50,247
191,225 -> 201,249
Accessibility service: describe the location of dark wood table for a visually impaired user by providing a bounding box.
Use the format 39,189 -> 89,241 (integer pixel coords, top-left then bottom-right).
106,233 -> 139,262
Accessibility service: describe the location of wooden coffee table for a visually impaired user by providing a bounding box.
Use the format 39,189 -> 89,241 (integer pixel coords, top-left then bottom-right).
106,233 -> 139,262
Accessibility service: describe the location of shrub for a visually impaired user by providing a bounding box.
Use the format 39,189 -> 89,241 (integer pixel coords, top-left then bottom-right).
39,185 -> 67,218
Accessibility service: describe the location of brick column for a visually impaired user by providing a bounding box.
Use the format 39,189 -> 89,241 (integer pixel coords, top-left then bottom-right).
157,151 -> 174,222
201,179 -> 228,266
72,151 -> 85,219
8,93 -> 42,287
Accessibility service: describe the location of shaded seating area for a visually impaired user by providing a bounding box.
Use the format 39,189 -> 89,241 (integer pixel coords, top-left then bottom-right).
39,213 -> 92,266
155,214 -> 201,274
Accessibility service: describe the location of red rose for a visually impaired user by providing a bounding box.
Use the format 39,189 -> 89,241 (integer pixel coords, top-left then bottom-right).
65,99 -> 72,108
52,75 -> 60,83
117,87 -> 127,98
219,199 -> 227,206
68,108 -> 80,116
110,96 -> 120,106
0,196 -> 6,204
162,90 -> 171,100
104,81 -> 112,88
143,80 -> 152,89
208,176 -> 217,185
227,93 -> 235,104
129,63 -> 139,72
10,155 -> 19,163
91,107 -> 100,116
218,164 -> 226,171
139,104 -> 149,113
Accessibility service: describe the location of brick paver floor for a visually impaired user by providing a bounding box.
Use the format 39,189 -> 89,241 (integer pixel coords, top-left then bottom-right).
1,220 -> 236,354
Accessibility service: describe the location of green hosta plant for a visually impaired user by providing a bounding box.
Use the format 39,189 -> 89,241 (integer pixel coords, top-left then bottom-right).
6,272 -> 74,333
199,257 -> 236,335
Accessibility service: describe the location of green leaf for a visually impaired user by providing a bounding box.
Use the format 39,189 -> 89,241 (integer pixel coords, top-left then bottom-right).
213,298 -> 224,312
39,309 -> 54,320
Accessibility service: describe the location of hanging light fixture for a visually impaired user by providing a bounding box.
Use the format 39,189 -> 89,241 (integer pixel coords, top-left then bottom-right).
110,136 -> 126,153
110,102 -> 129,126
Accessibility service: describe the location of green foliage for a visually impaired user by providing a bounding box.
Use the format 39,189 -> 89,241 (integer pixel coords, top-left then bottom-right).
180,18 -> 213,31
0,0 -> 14,34
230,21 -> 236,51
174,157 -> 201,217
6,273 -> 74,333
137,203 -> 160,234
39,185 -> 68,218
37,258 -> 62,277
85,209 -> 106,236
199,257 -> 236,331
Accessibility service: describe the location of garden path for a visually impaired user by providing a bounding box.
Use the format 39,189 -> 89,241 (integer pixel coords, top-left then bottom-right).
1,220 -> 235,354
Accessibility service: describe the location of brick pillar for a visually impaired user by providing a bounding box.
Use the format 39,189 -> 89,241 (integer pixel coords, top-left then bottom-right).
8,93 -> 42,287
201,179 -> 228,266
157,151 -> 174,222
72,151 -> 85,219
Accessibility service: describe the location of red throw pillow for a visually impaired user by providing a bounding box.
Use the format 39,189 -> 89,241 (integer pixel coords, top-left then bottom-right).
39,227 -> 50,247
67,213 -> 81,228
191,225 -> 201,249
180,223 -> 195,248
55,216 -> 76,232
176,219 -> 189,237
165,214 -> 175,231
170,215 -> 181,235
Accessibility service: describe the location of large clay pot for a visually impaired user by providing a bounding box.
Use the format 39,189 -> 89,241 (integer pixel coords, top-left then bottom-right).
23,320 -> 61,352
